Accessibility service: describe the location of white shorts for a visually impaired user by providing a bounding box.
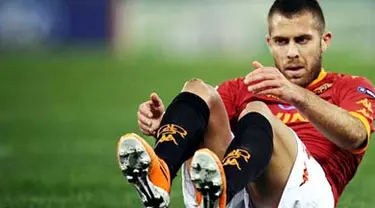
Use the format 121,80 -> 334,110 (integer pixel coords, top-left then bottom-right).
181,130 -> 335,208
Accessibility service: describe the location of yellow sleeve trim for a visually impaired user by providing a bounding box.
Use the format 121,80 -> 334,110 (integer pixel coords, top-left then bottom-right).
349,111 -> 371,154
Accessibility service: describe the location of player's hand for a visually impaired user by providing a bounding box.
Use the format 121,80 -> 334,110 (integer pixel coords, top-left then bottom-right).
137,92 -> 165,136
244,61 -> 303,103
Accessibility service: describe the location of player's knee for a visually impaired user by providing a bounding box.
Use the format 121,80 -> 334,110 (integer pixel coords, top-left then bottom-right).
239,101 -> 272,120
182,78 -> 218,108
182,78 -> 206,93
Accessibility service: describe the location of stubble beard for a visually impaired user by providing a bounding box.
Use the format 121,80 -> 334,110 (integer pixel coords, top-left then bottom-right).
274,54 -> 323,87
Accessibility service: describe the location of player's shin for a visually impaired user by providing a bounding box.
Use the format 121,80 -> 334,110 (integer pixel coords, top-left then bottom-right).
154,92 -> 210,180
223,112 -> 274,203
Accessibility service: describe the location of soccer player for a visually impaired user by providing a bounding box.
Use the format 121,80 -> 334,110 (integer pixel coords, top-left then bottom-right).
117,0 -> 375,207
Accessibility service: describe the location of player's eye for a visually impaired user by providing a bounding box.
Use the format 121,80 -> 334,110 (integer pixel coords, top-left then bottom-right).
274,38 -> 288,46
295,36 -> 310,45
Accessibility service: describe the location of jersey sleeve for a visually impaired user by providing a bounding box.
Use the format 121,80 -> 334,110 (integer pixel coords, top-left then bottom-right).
336,76 -> 375,153
216,78 -> 241,121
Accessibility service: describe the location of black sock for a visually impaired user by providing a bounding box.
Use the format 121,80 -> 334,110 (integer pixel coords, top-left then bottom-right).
154,92 -> 210,180
223,112 -> 274,203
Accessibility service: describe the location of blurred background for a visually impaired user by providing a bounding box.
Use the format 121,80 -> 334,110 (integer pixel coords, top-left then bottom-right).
0,0 -> 374,207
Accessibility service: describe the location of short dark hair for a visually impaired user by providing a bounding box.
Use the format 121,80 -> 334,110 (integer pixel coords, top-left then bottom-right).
268,0 -> 325,34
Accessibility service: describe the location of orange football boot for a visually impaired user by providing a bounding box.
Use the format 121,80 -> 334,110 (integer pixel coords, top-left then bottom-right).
117,133 -> 171,208
190,148 -> 227,208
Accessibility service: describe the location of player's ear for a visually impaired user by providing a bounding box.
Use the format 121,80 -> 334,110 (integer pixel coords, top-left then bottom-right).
266,34 -> 274,55
266,34 -> 275,56
266,34 -> 271,47
321,31 -> 332,53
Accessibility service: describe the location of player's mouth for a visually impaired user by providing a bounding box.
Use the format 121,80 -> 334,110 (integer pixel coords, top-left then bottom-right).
285,66 -> 304,71
284,66 -> 305,78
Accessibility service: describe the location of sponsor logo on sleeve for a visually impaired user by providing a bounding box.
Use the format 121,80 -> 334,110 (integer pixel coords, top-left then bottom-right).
278,104 -> 296,111
357,87 -> 375,99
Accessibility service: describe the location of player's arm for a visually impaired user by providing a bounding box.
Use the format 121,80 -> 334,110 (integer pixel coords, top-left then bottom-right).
291,84 -> 371,151
245,62 -> 374,151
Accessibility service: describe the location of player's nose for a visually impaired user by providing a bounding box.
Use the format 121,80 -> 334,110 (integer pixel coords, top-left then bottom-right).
286,43 -> 299,59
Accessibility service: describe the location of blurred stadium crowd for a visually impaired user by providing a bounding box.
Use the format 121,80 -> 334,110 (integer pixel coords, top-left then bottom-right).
0,0 -> 373,59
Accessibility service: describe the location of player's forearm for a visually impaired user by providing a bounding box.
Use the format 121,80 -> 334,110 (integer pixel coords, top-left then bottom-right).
291,87 -> 367,150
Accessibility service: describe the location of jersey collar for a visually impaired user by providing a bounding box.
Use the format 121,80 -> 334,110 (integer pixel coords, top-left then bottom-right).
307,69 -> 327,88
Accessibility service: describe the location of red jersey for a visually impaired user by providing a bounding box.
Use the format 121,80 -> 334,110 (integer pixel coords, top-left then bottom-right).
217,69 -> 375,205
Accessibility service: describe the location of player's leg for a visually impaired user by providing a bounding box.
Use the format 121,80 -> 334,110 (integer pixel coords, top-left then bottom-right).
117,78 -> 231,208
178,79 -> 233,207
224,101 -> 298,207
190,101 -> 298,208
240,101 -> 334,207
191,101 -> 334,208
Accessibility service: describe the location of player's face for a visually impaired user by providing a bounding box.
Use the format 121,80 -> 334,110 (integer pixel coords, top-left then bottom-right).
267,12 -> 331,87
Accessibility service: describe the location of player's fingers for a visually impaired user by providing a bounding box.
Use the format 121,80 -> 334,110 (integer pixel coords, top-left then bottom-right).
257,87 -> 282,97
138,111 -> 152,127
245,71 -> 277,85
252,61 -> 264,69
247,79 -> 281,93
150,92 -> 162,107
139,102 -> 153,118
250,67 -> 278,75
138,120 -> 152,135
149,123 -> 159,135
244,69 -> 262,84
139,128 -> 151,136
244,66 -> 282,85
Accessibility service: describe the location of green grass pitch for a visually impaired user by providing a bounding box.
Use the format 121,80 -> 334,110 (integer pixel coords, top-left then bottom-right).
0,50 -> 374,207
